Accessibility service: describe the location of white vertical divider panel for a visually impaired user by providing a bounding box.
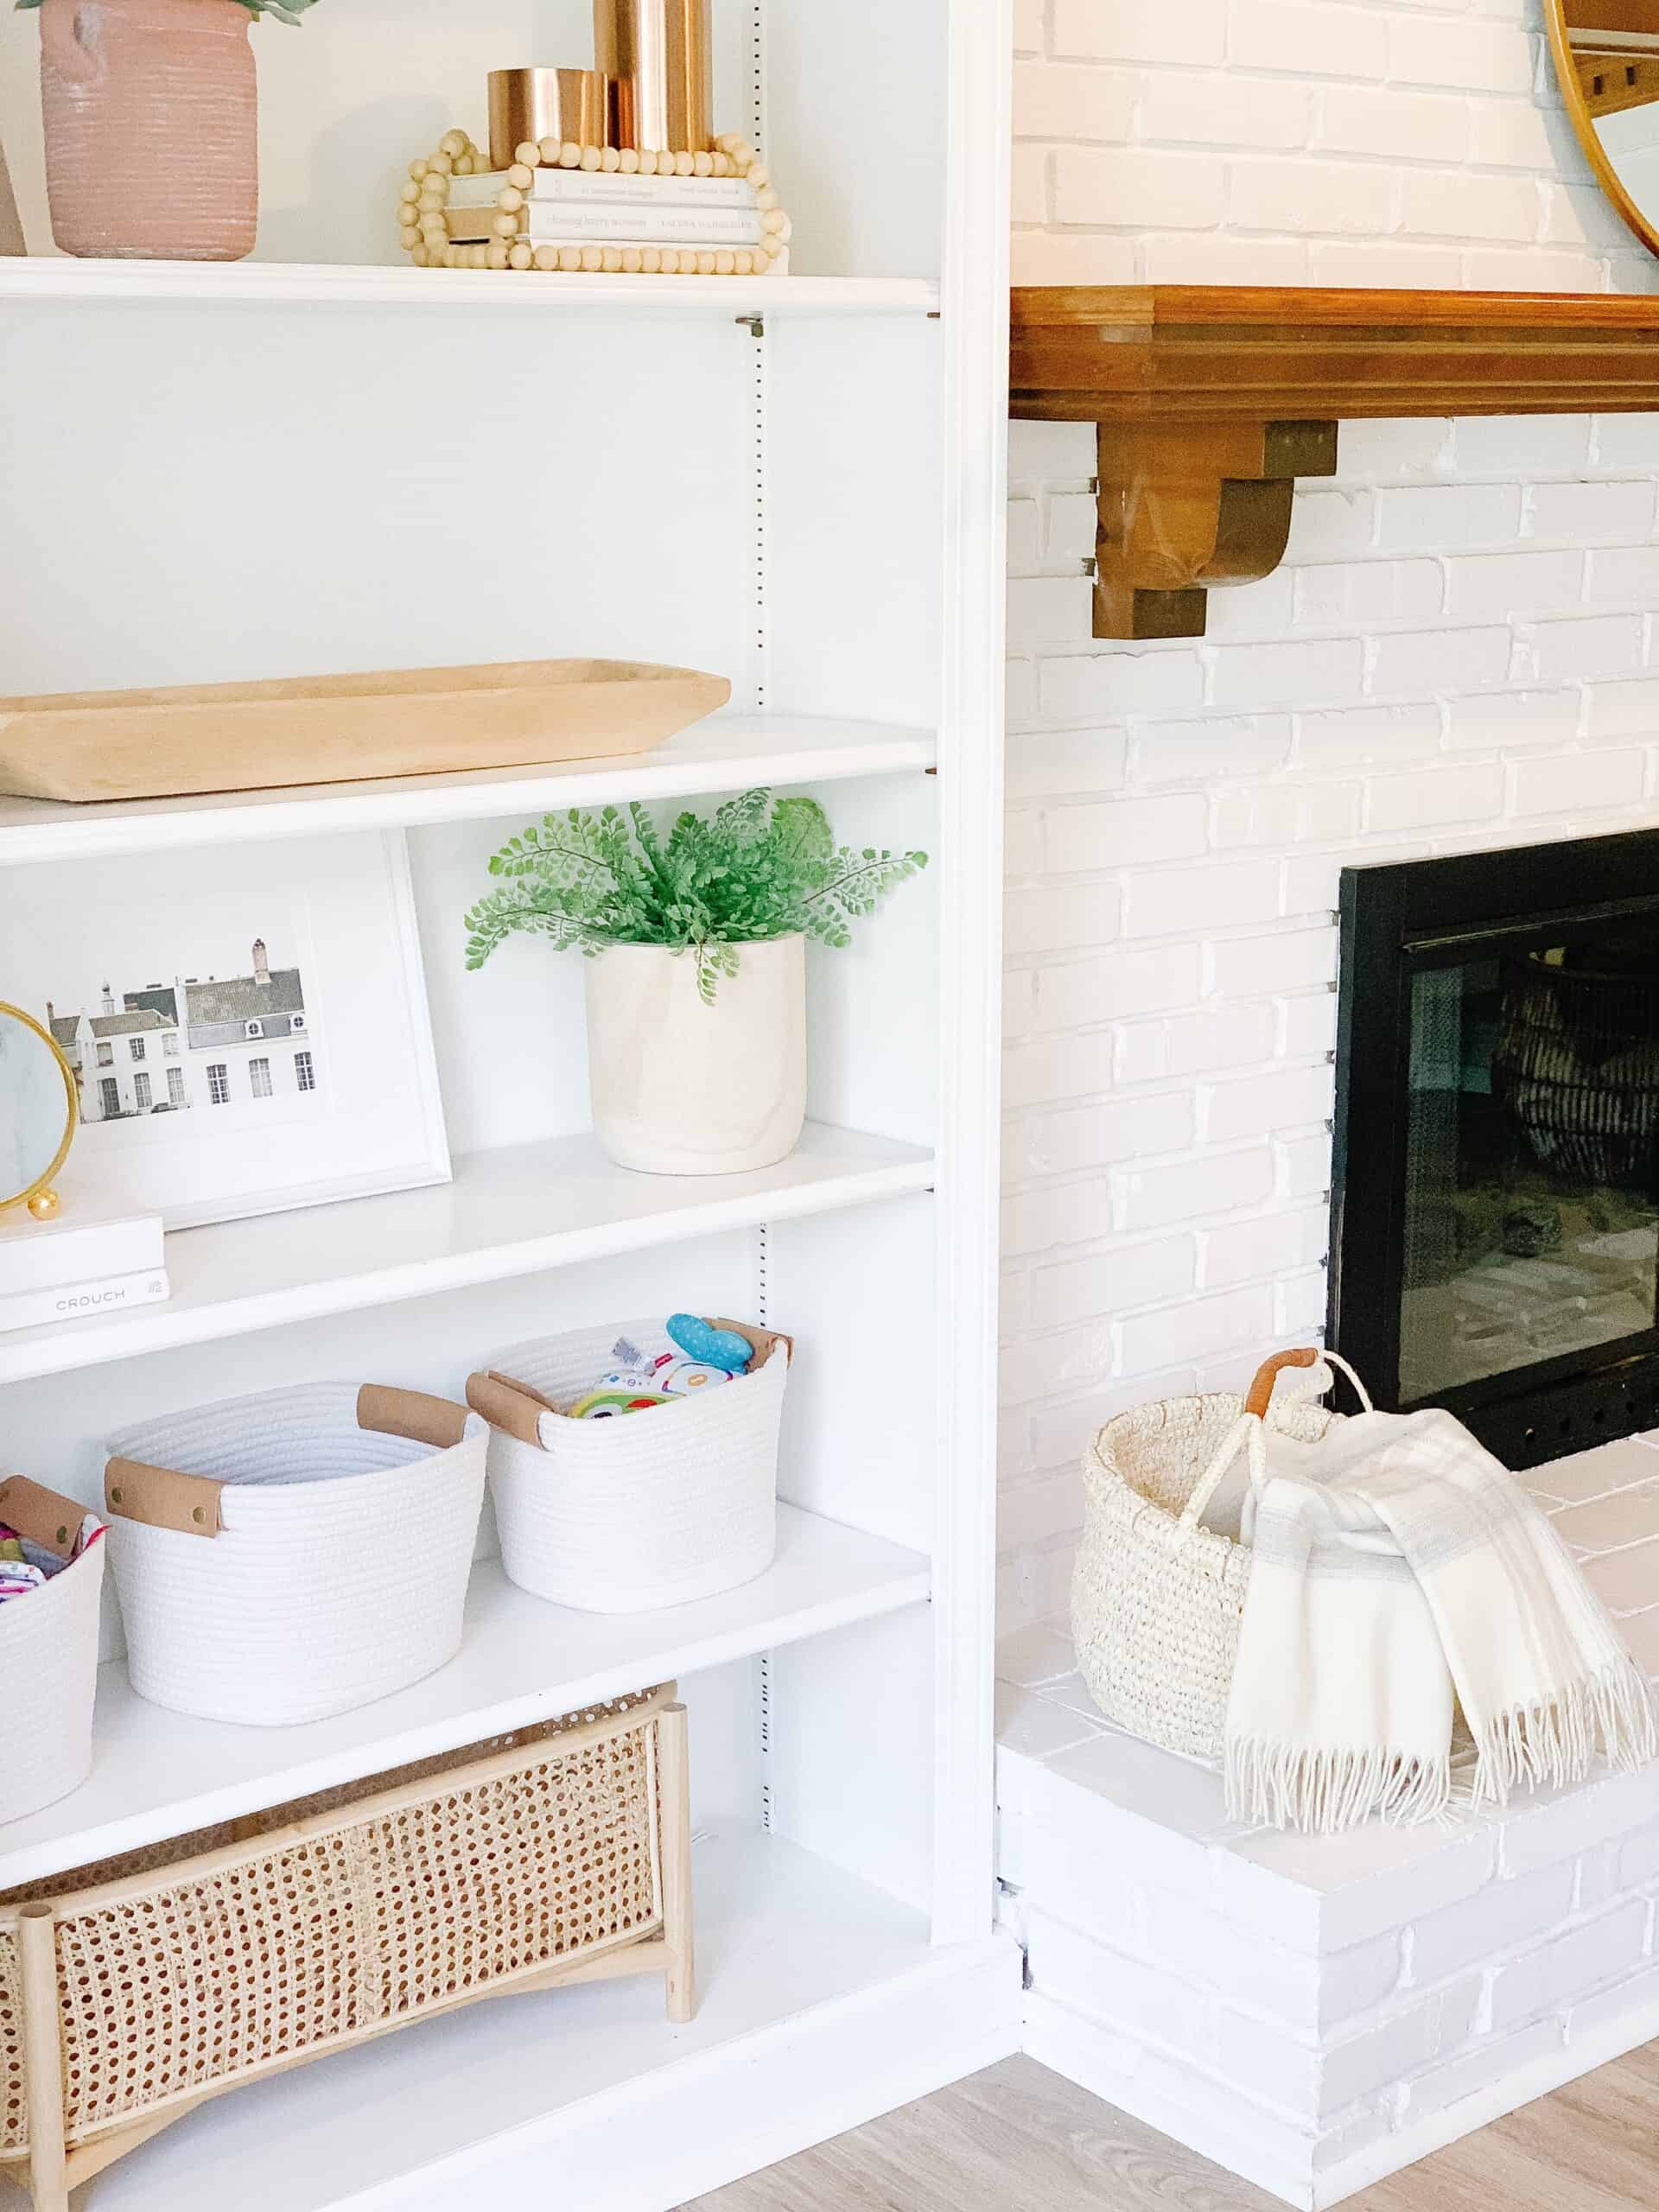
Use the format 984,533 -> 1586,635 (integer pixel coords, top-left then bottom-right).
928,0 -> 1013,1947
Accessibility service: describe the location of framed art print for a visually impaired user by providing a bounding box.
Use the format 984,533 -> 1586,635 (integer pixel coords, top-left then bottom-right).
0,830 -> 449,1229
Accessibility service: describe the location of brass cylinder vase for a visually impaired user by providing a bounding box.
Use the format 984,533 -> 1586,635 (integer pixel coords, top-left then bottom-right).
487,67 -> 612,167
593,0 -> 712,154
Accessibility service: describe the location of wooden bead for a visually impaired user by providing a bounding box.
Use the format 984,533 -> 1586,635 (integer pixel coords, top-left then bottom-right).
510,241 -> 533,270
440,129 -> 468,158
401,226 -> 423,251
774,214 -> 792,242
533,245 -> 560,270
693,150 -> 714,176
559,245 -> 582,271
399,178 -> 421,204
508,162 -> 534,190
763,207 -> 785,233
601,245 -> 622,271
639,149 -> 658,175
411,243 -> 429,266
472,244 -> 491,267
622,246 -> 642,272
537,137 -> 560,164
561,141 -> 582,168
493,213 -> 519,239
715,133 -> 740,154
620,148 -> 639,173
734,249 -> 753,275
734,150 -> 753,174
498,188 -> 525,213
429,150 -> 454,175
660,248 -> 679,274
760,232 -> 782,258
580,243 -> 603,270
674,150 -> 696,176
486,241 -> 510,269
580,144 -> 602,170
409,158 -> 429,181
712,150 -> 731,176
715,249 -> 734,276
641,246 -> 662,272
516,140 -> 541,167
454,155 -> 474,176
601,145 -> 621,171
747,163 -> 770,190
755,187 -> 779,211
696,249 -> 716,275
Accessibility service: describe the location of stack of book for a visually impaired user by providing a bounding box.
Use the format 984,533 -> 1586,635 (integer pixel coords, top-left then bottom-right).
447,166 -> 766,254
0,1208 -> 168,1337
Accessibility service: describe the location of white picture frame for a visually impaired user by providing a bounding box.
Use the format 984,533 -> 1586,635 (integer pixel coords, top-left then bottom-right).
0,830 -> 449,1230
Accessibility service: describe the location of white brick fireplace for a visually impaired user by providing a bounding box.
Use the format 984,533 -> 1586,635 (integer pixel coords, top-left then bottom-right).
997,0 -> 1659,2198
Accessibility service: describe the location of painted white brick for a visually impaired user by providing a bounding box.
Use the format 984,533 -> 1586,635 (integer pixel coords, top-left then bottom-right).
1026,1910 -> 1221,2067
1201,1208 -> 1319,1290
1131,715 -> 1293,785
1117,1145 -> 1275,1232
1487,1898 -> 1652,2034
1008,575 -> 1098,648
1217,1982 -> 1479,2123
1005,1028 -> 1117,1110
1390,15 -> 1537,93
1564,1957 -> 1659,2044
1007,728 -> 1129,800
1335,420 -> 1452,478
1395,2018 -> 1566,2126
1125,860 -> 1282,939
1003,1179 -> 1118,1260
1031,1236 -> 1197,1327
1500,1770 -> 1659,1878
1584,546 -> 1659,606
1209,927 -> 1338,997
1462,244 -> 1610,292
1283,486 -> 1376,563
1453,415 -> 1591,475
1230,2 -> 1389,81
1468,99 -> 1574,173
1443,690 -> 1580,752
1512,747 -> 1647,817
1278,992 -> 1338,1059
1375,484 -> 1522,552
1296,702 -> 1443,768
1585,677 -> 1659,742
1119,1285 -> 1274,1376
1592,414 -> 1659,470
1276,1129 -> 1335,1199
1275,1268 -> 1328,1334
1001,1322 -> 1113,1407
1520,614 -> 1646,684
1011,143 -> 1048,227
1408,1861 -> 1576,1987
1443,550 -> 1583,621
1007,417 -> 1097,482
1316,84 -> 1467,164
1141,232 -> 1311,285
1019,1090 -> 1197,1175
1294,557 -> 1443,629
1218,1826 -> 1499,1955
1034,944 -> 1205,1031
1366,760 -> 1504,832
1011,0 -> 1044,55
996,1471 -> 1089,1554
1231,157 -> 1394,236
1526,479 -> 1656,544
1213,781 -> 1363,849
1005,804 -> 1044,877
1367,625 -> 1514,697
1202,1064 -> 1335,1144
1120,1003 -> 1278,1085
1400,169 -> 1541,244
1046,793 -> 1209,874
1208,639 -> 1367,713
1040,649 -> 1206,723
1141,73 -> 1311,150
1014,61 -> 1138,142
1005,498 -> 1043,576
1046,491 -> 1100,561
1050,0 -> 1227,66
1007,880 -> 1124,955
1307,239 -> 1465,289
1053,146 -> 1227,230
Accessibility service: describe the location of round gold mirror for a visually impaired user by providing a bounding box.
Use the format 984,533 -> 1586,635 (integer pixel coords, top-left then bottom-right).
0,1001 -> 76,1219
1548,3 -> 1659,257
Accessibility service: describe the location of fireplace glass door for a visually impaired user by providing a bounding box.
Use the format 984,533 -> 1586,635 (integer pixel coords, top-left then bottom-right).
1400,929 -> 1659,1405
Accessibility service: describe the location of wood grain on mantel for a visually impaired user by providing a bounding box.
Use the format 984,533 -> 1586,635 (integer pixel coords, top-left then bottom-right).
1009,286 -> 1659,637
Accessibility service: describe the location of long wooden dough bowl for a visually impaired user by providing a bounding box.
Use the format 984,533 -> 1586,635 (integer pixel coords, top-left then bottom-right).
0,658 -> 732,803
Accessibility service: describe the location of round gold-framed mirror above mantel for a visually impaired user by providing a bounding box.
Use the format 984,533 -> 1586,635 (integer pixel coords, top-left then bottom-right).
1547,1 -> 1659,258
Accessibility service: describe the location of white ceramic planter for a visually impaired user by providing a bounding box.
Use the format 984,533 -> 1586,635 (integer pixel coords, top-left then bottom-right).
584,935 -> 807,1174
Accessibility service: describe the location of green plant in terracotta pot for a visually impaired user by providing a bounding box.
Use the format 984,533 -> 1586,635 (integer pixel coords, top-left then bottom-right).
18,0 -> 320,261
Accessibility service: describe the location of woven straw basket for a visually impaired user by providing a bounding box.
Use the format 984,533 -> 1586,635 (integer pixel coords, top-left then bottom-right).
1072,1350 -> 1363,1760
0,1688 -> 694,2208
0,1479 -> 104,1829
468,1318 -> 790,1613
103,1382 -> 487,1728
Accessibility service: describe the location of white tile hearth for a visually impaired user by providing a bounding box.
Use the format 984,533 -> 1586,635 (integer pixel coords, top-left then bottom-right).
995,1440 -> 1659,2210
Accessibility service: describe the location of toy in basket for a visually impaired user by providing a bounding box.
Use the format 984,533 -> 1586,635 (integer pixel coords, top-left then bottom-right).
467,1315 -> 790,1612
0,1478 -> 105,1828
1071,1349 -> 1372,1760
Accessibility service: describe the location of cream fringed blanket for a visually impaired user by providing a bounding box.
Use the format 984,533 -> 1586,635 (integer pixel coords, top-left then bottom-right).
1224,1406 -> 1658,1834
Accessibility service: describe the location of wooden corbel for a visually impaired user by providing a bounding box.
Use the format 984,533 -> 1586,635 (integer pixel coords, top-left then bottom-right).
1092,417 -> 1338,640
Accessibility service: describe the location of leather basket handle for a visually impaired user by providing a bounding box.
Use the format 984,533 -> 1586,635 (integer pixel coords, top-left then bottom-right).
1243,1347 -> 1320,1421
466,1370 -> 557,1448
0,1473 -> 91,1559
105,1457 -> 223,1539
356,1383 -> 471,1450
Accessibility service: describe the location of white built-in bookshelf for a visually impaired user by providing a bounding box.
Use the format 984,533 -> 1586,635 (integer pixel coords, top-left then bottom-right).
0,3 -> 1014,2205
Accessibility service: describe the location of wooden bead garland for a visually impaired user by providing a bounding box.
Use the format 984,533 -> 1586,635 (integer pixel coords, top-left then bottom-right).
397,128 -> 791,277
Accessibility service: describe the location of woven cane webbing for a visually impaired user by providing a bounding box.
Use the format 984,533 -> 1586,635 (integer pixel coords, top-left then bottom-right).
1,1694 -> 669,2154
0,1927 -> 22,2158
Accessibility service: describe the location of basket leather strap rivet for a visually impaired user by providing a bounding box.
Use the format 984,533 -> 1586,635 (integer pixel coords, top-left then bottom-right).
0,1473 -> 86,1559
104,1457 -> 225,1540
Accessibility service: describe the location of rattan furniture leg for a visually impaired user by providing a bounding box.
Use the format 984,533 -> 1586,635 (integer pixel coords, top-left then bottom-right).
19,1908 -> 66,2212
660,1700 -> 696,2023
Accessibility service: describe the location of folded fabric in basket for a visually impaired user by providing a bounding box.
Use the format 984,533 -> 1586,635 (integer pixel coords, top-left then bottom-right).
0,1510 -> 104,1603
1227,1406 -> 1659,1834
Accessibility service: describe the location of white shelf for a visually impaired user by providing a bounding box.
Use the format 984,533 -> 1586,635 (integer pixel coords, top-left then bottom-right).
0,1507 -> 929,1891
0,1834 -> 974,2212
0,1124 -> 935,1387
0,258 -> 940,316
0,716 -> 937,867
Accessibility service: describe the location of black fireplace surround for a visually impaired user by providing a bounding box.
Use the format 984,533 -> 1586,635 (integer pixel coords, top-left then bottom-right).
1331,828 -> 1659,1469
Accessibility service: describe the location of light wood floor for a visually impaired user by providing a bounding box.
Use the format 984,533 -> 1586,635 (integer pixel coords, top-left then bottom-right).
680,2043 -> 1659,2210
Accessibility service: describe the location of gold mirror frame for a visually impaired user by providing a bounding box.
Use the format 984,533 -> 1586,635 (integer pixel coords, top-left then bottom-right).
0,1000 -> 77,1218
1545,2 -> 1659,261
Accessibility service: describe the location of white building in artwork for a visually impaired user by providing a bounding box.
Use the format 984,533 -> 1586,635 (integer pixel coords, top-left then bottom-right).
48,990 -> 188,1123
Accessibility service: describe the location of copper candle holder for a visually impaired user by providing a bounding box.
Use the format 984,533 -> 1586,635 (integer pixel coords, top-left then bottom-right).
593,0 -> 713,154
487,68 -> 613,167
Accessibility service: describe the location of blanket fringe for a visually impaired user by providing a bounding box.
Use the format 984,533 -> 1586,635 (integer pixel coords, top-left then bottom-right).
1225,1736 -> 1451,1834
1466,1656 -> 1659,1813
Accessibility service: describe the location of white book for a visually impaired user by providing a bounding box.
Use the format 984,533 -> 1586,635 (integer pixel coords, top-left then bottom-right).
0,1207 -> 165,1298
449,168 -> 755,212
0,1266 -> 170,1336
448,201 -> 763,247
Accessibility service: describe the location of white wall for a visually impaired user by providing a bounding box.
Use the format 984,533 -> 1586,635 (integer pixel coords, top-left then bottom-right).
999,0 -> 1659,1629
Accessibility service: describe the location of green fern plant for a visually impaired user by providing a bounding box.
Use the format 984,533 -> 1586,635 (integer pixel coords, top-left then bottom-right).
464,791 -> 928,1003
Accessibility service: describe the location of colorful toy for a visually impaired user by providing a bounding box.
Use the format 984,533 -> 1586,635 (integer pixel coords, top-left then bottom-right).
666,1314 -> 753,1373
564,1319 -> 753,1420
569,1387 -> 674,1421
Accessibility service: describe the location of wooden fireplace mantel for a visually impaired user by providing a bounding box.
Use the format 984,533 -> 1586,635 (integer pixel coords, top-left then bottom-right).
1009,285 -> 1659,640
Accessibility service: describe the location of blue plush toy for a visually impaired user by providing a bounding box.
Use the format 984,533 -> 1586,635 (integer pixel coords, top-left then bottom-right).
666,1313 -> 753,1373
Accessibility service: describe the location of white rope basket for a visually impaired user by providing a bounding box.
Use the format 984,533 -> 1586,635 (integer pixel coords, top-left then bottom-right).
1071,1350 -> 1370,1760
468,1318 -> 789,1613
103,1382 -> 487,1728
0,1480 -> 104,1830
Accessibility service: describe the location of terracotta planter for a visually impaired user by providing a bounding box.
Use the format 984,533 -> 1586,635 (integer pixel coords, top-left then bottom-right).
39,0 -> 257,260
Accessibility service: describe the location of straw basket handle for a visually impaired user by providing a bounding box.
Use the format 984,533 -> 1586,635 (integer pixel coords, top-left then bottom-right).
1176,1347 -> 1374,1535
